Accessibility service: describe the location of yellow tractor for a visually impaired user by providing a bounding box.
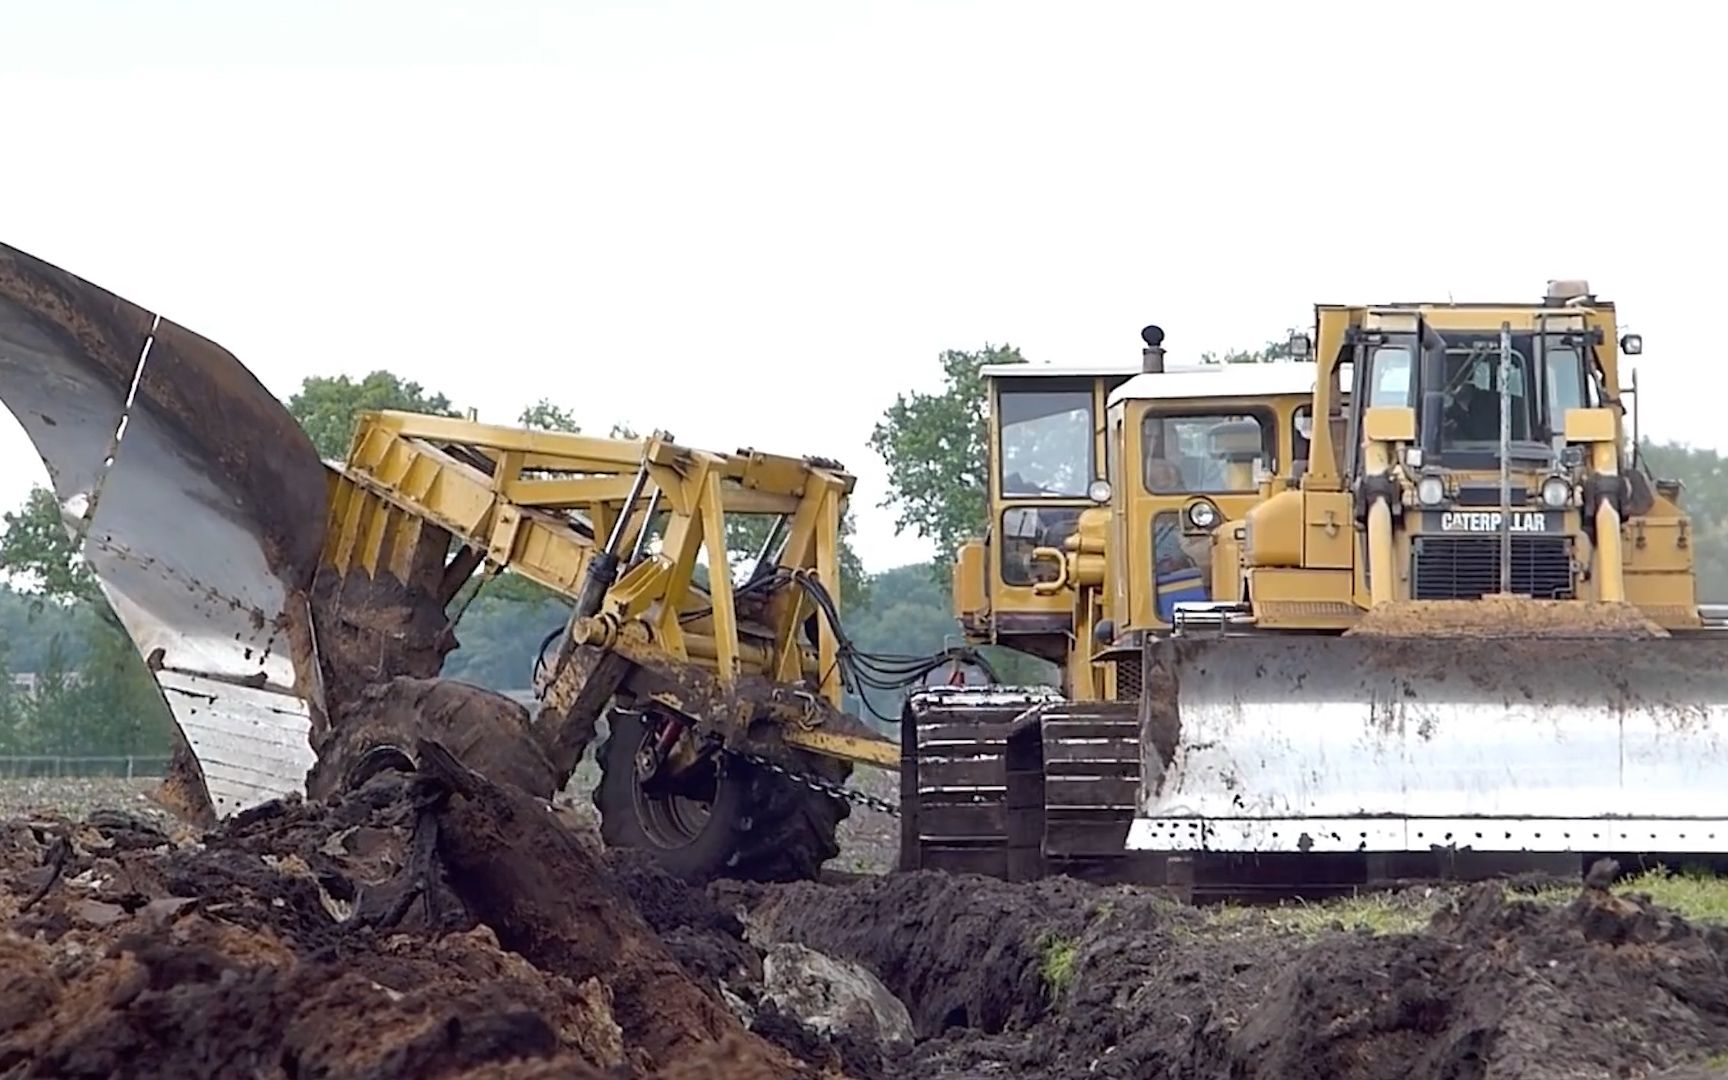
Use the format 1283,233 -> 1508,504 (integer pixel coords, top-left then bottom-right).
1123,283 -> 1728,891
900,332 -> 1322,882
918,283 -> 1728,895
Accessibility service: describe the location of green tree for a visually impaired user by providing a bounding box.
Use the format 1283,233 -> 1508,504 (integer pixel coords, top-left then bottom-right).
519,399 -> 581,433
1200,331 -> 1309,365
0,636 -> 25,752
869,344 -> 1026,565
287,371 -> 461,459
0,487 -> 177,756
0,487 -> 103,610
1641,440 -> 1728,601
28,637 -> 77,754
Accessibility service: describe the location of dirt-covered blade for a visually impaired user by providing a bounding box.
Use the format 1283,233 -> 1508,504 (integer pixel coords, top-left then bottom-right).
0,242 -> 328,815
1129,634 -> 1728,854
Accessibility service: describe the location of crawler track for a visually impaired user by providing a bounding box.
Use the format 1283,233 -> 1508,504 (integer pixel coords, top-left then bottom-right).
899,688 -> 1146,884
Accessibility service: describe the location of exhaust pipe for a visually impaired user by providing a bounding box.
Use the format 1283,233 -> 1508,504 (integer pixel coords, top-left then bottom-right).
1141,325 -> 1165,373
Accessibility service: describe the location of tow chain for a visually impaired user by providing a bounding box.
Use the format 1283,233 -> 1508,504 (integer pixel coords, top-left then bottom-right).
726,748 -> 901,817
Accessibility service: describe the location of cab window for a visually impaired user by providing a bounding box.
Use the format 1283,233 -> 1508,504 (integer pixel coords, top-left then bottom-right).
997,385 -> 1093,497
1441,346 -> 1533,446
1366,346 -> 1414,407
1544,344 -> 1588,417
1142,413 -> 1269,493
999,507 -> 1083,586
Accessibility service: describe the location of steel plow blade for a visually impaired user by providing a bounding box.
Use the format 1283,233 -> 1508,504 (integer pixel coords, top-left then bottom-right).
0,242 -> 328,816
1128,634 -> 1728,854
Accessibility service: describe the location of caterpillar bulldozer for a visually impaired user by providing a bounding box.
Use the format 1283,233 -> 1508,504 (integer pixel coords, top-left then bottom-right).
898,340 -> 1325,883
906,282 -> 1728,896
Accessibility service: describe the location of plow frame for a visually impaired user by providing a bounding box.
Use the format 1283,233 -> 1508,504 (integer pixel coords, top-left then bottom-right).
325,411 -> 897,778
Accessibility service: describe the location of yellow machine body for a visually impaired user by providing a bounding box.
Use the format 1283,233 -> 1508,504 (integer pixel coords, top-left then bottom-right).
1127,286 -> 1728,858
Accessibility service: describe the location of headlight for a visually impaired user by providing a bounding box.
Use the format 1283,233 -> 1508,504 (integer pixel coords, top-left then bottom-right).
1186,500 -> 1220,530
1416,475 -> 1445,507
1541,475 -> 1571,508
1087,479 -> 1112,504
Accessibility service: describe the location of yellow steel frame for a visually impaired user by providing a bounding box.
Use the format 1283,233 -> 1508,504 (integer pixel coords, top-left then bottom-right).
321,410 -> 873,722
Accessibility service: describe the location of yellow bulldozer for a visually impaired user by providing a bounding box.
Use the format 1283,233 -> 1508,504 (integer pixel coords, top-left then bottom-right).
899,333 -> 1324,883
4,238 -> 1725,895
905,281 -> 1728,895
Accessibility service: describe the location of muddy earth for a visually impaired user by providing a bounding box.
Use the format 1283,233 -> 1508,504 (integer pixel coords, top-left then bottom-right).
742,871 -> 1728,1079
8,764 -> 1728,1079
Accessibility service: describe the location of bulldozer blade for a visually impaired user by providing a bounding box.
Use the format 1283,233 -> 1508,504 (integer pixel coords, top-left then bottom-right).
0,243 -> 328,815
1129,633 -> 1728,855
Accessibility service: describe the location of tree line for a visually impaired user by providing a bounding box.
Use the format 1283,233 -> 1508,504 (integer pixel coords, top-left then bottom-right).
3,346 -> 1728,757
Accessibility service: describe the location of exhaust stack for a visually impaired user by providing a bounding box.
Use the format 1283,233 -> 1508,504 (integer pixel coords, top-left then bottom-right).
1141,325 -> 1166,373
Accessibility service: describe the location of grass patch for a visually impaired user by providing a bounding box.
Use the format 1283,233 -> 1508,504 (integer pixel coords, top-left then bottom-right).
1511,866 -> 1728,924
1195,888 -> 1450,940
1039,933 -> 1079,998
1251,891 -> 1442,939
1606,867 -> 1728,924
1176,864 -> 1728,946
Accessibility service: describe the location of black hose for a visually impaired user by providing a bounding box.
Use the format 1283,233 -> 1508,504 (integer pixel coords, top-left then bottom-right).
570,563 -> 1002,722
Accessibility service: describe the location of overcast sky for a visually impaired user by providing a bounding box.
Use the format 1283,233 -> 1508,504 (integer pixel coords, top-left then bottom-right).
1,1 -> 1721,572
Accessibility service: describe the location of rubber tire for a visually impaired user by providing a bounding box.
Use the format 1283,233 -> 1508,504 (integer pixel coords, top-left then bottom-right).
593,711 -> 849,883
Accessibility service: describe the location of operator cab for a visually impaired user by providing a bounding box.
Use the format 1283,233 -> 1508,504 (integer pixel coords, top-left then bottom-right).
982,362 -> 1137,645
1106,355 -> 1320,632
1309,281 -> 1658,611
1348,282 -> 1620,478
994,370 -> 1126,587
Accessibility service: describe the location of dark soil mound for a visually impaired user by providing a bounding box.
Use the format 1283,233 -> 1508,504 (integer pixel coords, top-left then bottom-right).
0,750 -> 824,1079
747,870 -> 1728,1080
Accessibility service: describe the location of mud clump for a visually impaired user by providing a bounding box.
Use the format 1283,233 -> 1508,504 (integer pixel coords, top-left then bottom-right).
740,871 -> 1097,1038
745,871 -> 1728,1080
306,676 -> 561,803
0,753 -> 855,1079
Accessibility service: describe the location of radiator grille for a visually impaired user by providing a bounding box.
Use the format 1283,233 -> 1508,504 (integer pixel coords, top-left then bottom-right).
1412,535 -> 1573,600
1113,658 -> 1142,702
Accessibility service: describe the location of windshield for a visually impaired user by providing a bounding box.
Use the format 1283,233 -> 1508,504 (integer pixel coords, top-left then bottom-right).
1438,343 -> 1534,447
1141,413 -> 1268,493
998,385 -> 1093,497
1354,330 -> 1592,465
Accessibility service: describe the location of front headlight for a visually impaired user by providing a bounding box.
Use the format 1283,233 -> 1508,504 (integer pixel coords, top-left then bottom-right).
1187,500 -> 1220,530
1416,475 -> 1445,507
1541,475 -> 1572,508
1087,479 -> 1112,505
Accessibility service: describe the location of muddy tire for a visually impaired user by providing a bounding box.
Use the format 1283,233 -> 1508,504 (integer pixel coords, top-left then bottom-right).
593,711 -> 848,883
